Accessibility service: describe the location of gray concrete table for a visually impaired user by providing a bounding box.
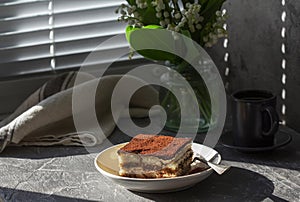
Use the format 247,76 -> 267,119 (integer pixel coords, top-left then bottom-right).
0,121 -> 299,202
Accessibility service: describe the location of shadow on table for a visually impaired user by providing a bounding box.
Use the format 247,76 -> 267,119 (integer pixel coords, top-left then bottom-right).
0,187 -> 96,202
216,128 -> 300,171
133,167 -> 287,202
217,145 -> 300,171
0,146 -> 92,159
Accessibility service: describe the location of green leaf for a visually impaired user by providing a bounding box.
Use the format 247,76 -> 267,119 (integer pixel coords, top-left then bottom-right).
139,5 -> 160,25
125,25 -> 138,43
126,0 -> 135,5
200,0 -> 226,24
199,0 -> 209,6
126,25 -> 182,63
180,29 -> 192,38
126,25 -> 162,43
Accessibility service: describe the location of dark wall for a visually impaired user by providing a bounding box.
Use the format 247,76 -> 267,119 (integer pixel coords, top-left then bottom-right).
208,0 -> 300,132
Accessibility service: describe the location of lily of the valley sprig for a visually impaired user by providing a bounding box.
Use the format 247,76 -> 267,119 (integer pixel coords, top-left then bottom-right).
116,0 -> 227,48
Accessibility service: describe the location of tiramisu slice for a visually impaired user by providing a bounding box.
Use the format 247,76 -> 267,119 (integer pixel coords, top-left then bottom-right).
117,134 -> 193,178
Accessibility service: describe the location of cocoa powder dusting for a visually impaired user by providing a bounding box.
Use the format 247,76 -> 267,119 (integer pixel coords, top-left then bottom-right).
118,134 -> 192,159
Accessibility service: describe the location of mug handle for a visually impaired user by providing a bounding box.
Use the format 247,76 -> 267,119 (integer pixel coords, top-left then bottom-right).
262,106 -> 279,136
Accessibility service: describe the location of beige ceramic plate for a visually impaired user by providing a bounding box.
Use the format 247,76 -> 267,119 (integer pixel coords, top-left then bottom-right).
94,142 -> 221,193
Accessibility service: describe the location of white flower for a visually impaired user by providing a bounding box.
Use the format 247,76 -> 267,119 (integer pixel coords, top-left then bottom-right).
151,1 -> 157,6
127,7 -> 133,14
205,42 -> 213,47
217,28 -> 224,34
133,11 -> 139,18
212,35 -> 218,42
142,3 -> 148,8
167,24 -> 175,31
156,0 -> 165,10
156,12 -> 162,18
136,22 -> 143,27
189,24 -> 195,33
164,11 -> 170,18
121,10 -> 126,15
175,12 -> 181,19
217,33 -> 225,38
196,24 -> 202,30
165,18 -> 170,24
160,20 -> 166,27
128,20 -> 135,26
216,11 -> 222,17
155,6 -> 161,12
178,22 -> 185,28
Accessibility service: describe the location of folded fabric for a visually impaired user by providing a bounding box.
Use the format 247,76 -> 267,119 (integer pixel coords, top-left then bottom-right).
0,72 -> 159,153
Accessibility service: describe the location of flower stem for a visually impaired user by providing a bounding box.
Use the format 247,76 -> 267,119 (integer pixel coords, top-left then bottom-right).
172,0 -> 181,14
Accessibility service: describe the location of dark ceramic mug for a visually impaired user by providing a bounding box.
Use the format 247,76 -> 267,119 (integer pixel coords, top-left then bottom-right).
232,90 -> 279,147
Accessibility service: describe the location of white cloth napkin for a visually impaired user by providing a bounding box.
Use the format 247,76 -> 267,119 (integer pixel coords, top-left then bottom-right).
0,72 -> 158,152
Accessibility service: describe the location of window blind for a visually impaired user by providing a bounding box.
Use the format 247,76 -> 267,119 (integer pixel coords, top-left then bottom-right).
0,0 -> 141,80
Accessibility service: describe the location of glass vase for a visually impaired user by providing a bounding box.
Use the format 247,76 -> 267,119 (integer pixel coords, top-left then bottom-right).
159,63 -> 213,133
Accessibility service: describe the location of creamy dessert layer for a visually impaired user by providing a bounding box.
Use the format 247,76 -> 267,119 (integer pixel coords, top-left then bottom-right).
117,134 -> 193,178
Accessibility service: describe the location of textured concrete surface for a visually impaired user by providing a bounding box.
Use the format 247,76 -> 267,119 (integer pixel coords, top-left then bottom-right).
0,123 -> 299,202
